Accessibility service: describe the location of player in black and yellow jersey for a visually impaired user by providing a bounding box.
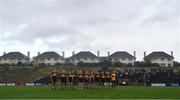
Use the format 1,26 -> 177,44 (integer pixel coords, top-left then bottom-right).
71,70 -> 76,89
105,71 -> 111,88
59,70 -> 67,90
51,71 -> 57,86
101,72 -> 106,87
50,70 -> 58,90
67,70 -> 74,89
78,70 -> 84,88
84,71 -> 90,89
95,72 -> 101,88
89,71 -> 95,89
73,70 -> 78,87
111,71 -> 117,88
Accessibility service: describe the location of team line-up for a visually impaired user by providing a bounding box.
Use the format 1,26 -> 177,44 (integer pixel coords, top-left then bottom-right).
50,70 -> 118,90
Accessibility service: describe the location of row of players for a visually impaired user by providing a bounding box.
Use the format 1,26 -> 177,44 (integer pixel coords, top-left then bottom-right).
50,70 -> 117,90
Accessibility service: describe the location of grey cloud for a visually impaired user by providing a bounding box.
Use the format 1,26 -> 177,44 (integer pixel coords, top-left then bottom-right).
142,0 -> 180,25
0,0 -> 180,60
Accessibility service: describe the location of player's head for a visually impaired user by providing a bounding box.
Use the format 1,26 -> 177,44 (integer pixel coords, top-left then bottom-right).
106,71 -> 109,74
61,70 -> 65,73
74,70 -> 77,74
53,69 -> 56,72
68,70 -> 72,74
85,71 -> 89,74
90,71 -> 94,74
101,71 -> 104,75
79,70 -> 82,74
112,70 -> 116,74
72,70 -> 75,73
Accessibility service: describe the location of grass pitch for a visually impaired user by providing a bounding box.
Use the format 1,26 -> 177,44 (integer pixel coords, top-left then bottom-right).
0,86 -> 179,99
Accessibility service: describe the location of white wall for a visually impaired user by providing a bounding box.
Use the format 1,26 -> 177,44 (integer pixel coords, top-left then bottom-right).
0,58 -> 29,65
111,58 -> 135,65
35,58 -> 65,66
151,58 -> 174,67
70,58 -> 99,65
69,57 -> 135,65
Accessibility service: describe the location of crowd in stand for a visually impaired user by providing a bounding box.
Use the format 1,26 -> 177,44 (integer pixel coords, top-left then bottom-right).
118,69 -> 180,85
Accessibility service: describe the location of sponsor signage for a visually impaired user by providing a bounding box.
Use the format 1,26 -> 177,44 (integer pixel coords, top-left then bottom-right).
0,83 -> 6,86
151,83 -> 166,86
170,83 -> 179,86
26,83 -> 34,86
7,83 -> 15,86
35,83 -> 43,86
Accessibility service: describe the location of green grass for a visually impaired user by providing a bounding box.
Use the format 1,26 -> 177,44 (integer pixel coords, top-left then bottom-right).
0,86 -> 180,99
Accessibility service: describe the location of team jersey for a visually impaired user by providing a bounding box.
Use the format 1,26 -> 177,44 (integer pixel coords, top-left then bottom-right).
68,74 -> 73,78
96,74 -> 100,78
106,74 -> 111,78
90,74 -> 94,78
51,72 -> 57,77
79,74 -> 83,78
60,73 -> 66,77
85,74 -> 89,78
111,73 -> 116,81
102,75 -> 105,78
72,74 -> 75,78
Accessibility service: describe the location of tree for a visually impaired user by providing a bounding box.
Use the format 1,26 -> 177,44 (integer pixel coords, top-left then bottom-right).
39,63 -> 46,67
17,61 -> 24,66
101,66 -> 108,71
55,62 -> 61,66
114,62 -> 124,67
77,61 -> 84,67
125,63 -> 133,67
134,61 -> 145,67
144,58 -> 151,64
174,61 -> 180,67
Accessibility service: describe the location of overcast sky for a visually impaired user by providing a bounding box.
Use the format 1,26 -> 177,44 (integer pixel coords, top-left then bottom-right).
0,0 -> 180,61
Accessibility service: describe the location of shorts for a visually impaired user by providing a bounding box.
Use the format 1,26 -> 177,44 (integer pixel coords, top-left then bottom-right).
60,77 -> 67,83
73,77 -> 78,83
101,78 -> 106,83
90,78 -> 94,83
52,76 -> 57,83
79,78 -> 83,83
106,78 -> 111,82
84,78 -> 89,83
68,77 -> 73,82
96,78 -> 100,82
